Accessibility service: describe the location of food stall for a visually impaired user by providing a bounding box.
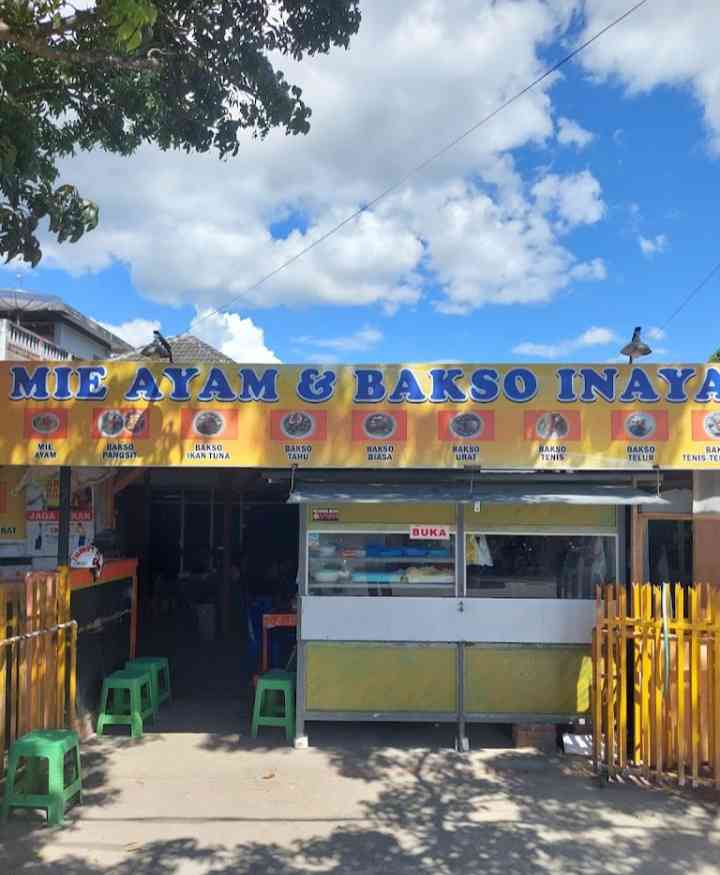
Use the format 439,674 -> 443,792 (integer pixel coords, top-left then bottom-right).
1,360 -> 719,746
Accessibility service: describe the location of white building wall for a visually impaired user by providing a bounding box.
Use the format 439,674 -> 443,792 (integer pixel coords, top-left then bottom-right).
54,323 -> 110,359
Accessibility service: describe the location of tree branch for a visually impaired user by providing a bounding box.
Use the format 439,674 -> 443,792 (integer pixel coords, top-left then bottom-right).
0,20 -> 163,71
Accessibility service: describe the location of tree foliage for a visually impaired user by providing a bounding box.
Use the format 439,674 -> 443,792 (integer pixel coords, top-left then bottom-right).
0,0 -> 361,265
710,349 -> 720,363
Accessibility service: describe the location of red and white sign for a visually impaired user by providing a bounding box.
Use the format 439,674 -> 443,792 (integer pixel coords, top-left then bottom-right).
410,525 -> 450,540
312,508 -> 339,522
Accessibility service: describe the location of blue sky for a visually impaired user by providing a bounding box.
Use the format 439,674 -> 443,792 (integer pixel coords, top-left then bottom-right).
2,1 -> 719,364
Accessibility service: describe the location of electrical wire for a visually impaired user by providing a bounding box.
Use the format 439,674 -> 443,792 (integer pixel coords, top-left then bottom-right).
184,0 -> 650,337
660,258 -> 720,330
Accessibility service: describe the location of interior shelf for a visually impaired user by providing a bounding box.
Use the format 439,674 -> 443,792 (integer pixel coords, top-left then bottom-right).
309,556 -> 453,565
309,581 -> 454,589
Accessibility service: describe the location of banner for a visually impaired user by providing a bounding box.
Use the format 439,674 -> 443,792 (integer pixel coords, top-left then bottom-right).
25,476 -> 94,557
1,361 -> 720,469
0,467 -> 26,540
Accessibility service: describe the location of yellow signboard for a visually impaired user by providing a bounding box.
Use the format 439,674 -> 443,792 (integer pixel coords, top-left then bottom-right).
1,361 -> 720,469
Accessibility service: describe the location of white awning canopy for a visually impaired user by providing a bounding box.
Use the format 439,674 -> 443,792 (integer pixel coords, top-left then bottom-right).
288,481 -> 670,506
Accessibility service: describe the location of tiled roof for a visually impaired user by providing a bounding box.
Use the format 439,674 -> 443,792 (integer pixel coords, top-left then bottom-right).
112,333 -> 236,364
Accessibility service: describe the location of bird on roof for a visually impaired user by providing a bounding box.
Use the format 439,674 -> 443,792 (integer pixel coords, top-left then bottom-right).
140,330 -> 173,363
620,327 -> 652,364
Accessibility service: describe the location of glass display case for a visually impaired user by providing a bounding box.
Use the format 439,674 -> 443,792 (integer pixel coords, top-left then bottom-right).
307,531 -> 455,597
466,533 -> 617,599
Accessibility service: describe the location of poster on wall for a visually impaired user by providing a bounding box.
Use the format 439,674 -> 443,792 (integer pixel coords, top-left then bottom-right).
25,477 -> 94,557
0,467 -> 26,541
1,361 -> 720,470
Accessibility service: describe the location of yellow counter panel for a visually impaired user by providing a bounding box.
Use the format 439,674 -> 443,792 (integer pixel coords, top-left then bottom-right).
305,643 -> 457,713
464,645 -> 592,715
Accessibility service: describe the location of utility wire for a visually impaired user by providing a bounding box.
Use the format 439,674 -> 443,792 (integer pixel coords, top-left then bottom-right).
660,258 -> 720,330
185,0 -> 650,337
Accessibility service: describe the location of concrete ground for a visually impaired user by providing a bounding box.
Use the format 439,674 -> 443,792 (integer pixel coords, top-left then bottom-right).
2,697 -> 720,874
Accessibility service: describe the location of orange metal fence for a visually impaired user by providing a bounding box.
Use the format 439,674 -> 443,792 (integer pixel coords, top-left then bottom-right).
0,569 -> 77,772
593,583 -> 720,788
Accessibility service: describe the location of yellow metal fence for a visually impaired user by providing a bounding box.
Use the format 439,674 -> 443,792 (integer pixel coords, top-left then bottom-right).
0,570 -> 77,772
593,583 -> 720,787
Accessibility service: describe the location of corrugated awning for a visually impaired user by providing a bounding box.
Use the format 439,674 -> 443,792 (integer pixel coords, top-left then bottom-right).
288,481 -> 670,506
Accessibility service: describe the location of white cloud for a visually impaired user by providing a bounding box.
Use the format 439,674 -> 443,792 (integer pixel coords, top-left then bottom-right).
294,326 -> 383,352
99,317 -> 160,347
557,116 -> 594,148
34,1 -> 609,318
646,326 -> 667,341
578,0 -> 720,154
100,311 -> 279,362
532,170 -> 606,228
513,325 -> 617,359
189,311 -> 279,363
639,234 -> 668,257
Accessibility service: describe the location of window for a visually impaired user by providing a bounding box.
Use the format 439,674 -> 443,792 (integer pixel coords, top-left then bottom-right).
646,519 -> 692,585
466,533 -> 617,599
307,531 -> 455,597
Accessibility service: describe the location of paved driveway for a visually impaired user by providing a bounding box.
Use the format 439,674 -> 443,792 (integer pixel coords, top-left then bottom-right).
2,699 -> 719,874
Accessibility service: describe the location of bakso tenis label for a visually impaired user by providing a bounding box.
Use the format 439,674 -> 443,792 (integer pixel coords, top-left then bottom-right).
691,411 -> 720,441
524,411 -> 581,441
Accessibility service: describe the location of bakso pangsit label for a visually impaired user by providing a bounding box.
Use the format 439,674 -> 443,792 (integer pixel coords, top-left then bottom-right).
2,362 -> 720,469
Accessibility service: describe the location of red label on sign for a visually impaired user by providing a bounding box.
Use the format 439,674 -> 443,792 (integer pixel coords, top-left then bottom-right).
180,409 -> 238,440
271,410 -> 328,442
91,408 -> 151,440
410,525 -> 450,540
437,410 -> 495,442
312,508 -> 339,521
24,409 -> 68,440
524,411 -> 582,441
26,510 -> 92,522
611,410 -> 669,442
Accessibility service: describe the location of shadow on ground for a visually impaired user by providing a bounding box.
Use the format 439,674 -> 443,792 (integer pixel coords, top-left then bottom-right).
3,722 -> 719,874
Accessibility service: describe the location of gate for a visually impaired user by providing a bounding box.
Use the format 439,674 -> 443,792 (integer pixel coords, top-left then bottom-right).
0,570 -> 77,772
593,583 -> 720,787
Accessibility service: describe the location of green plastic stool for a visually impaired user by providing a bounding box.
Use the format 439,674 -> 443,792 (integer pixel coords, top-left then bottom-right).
125,657 -> 172,707
1,730 -> 82,826
251,670 -> 295,742
96,668 -> 155,738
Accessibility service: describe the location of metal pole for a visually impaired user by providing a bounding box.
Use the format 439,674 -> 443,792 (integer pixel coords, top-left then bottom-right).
179,488 -> 185,574
209,486 -> 215,569
455,502 -> 469,751
294,639 -> 308,749
294,506 -> 309,748
456,643 -> 469,752
222,483 -> 233,638
455,502 -> 466,598
57,466 -> 72,566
